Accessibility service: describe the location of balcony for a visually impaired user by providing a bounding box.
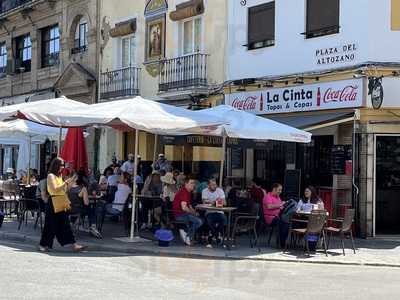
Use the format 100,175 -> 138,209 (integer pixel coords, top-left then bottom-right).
100,66 -> 140,100
0,0 -> 32,16
159,53 -> 208,97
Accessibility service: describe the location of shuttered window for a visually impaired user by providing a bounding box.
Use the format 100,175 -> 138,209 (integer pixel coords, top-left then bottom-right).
306,0 -> 340,38
247,2 -> 275,50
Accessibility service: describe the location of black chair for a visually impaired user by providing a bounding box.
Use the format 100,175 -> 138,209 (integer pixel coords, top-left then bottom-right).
98,195 -> 131,235
231,202 -> 260,248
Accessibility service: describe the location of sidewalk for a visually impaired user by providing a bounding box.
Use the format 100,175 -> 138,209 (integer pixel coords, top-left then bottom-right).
1,218 -> 400,267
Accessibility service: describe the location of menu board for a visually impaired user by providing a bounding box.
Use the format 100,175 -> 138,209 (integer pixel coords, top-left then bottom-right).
330,145 -> 346,175
231,148 -> 243,169
284,169 -> 301,199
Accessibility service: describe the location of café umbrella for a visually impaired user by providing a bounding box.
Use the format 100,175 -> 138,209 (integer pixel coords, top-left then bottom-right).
0,96 -> 89,155
0,119 -> 67,181
12,96 -> 227,241
60,128 -> 88,174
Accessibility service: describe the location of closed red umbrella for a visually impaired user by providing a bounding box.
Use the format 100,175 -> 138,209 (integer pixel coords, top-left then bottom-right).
60,128 -> 88,174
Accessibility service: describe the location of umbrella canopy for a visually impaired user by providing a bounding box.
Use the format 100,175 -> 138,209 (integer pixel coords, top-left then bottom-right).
15,96 -> 226,134
60,128 -> 88,173
0,96 -> 88,122
194,105 -> 312,143
0,119 -> 67,143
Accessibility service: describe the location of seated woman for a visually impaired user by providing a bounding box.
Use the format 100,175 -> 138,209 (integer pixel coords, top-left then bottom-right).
155,172 -> 177,226
296,186 -> 324,212
105,172 -> 132,216
68,172 -> 102,239
99,167 -> 114,192
262,183 -> 288,248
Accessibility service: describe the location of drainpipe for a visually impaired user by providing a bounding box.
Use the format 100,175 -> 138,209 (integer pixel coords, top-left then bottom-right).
353,109 -> 360,236
93,0 -> 102,174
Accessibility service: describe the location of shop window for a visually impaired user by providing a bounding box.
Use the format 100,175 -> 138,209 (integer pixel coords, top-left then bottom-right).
0,42 -> 7,75
72,18 -> 88,54
247,2 -> 275,50
15,34 -> 31,72
121,36 -> 136,67
181,17 -> 202,55
42,25 -> 60,68
305,0 -> 340,39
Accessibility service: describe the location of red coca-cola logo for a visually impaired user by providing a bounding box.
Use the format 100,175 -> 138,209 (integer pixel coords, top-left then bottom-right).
231,96 -> 257,111
323,85 -> 358,103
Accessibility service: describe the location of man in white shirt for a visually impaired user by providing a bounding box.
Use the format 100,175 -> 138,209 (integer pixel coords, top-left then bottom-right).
121,154 -> 141,176
106,172 -> 132,214
202,179 -> 227,247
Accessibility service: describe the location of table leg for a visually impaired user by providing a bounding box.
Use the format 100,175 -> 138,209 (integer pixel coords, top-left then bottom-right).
226,211 -> 232,250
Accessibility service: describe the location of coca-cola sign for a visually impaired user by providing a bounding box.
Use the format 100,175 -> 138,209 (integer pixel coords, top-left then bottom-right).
225,79 -> 365,115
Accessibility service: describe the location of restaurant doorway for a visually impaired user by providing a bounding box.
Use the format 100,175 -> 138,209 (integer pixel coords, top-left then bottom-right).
375,136 -> 400,234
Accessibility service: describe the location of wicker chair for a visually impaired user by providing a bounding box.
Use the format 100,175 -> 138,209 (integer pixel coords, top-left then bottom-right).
325,208 -> 356,255
285,211 -> 328,256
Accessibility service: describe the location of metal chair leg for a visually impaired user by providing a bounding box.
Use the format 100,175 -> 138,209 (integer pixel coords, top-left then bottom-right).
350,231 -> 356,254
322,231 -> 328,257
340,233 -> 346,256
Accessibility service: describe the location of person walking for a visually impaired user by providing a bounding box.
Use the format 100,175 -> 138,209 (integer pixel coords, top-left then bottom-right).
39,157 -> 86,253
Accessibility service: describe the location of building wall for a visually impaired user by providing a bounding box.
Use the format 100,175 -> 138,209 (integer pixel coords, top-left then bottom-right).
98,0 -> 228,171
227,0 -> 400,80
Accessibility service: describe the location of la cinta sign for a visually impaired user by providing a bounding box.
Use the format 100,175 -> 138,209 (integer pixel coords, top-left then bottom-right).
225,79 -> 365,115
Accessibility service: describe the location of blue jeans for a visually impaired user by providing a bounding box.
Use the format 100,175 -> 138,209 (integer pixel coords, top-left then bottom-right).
270,217 -> 290,248
176,214 -> 204,240
206,213 -> 227,237
105,204 -> 122,216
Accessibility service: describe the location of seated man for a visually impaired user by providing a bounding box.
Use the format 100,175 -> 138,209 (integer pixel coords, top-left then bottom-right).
202,179 -> 227,247
172,177 -> 203,246
106,172 -> 132,215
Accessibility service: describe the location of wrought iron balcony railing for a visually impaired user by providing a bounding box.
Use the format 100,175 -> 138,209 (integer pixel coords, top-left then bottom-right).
100,66 -> 140,100
159,53 -> 208,93
0,0 -> 32,15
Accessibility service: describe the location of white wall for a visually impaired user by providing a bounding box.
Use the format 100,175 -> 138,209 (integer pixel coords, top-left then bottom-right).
227,0 -> 399,80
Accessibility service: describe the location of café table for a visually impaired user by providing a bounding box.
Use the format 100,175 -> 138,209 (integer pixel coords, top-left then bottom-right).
195,204 -> 237,249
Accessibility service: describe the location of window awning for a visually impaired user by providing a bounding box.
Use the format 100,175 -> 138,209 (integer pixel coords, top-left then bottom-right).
169,0 -> 204,21
109,19 -> 137,38
268,112 -> 354,131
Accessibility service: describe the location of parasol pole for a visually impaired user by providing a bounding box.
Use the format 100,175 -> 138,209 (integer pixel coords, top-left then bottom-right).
57,125 -> 62,156
27,135 -> 32,184
219,132 -> 227,187
153,134 -> 158,166
181,145 -> 185,173
130,128 -> 140,239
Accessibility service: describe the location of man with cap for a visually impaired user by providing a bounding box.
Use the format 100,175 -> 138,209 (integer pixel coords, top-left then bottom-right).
121,153 -> 141,176
153,154 -> 171,172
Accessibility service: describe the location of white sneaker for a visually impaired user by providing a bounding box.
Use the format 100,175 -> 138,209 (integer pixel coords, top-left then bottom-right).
179,229 -> 187,243
184,236 -> 192,246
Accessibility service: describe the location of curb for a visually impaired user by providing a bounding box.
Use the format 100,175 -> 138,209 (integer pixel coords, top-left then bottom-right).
1,231 -> 400,268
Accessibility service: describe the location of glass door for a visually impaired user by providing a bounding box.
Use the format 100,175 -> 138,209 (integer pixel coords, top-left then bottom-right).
375,136 -> 400,234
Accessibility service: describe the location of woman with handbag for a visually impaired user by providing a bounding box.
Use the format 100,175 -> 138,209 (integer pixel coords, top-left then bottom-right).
39,158 -> 86,252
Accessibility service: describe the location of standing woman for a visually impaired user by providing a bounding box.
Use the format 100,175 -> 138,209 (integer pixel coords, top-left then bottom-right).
39,158 -> 86,252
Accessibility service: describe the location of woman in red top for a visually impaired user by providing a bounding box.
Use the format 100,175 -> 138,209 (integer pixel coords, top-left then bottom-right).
262,183 -> 289,248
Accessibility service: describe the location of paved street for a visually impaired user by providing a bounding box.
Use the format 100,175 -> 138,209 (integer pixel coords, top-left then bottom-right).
0,241 -> 399,300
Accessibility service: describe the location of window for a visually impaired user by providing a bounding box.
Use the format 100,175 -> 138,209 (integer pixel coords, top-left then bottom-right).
15,34 -> 31,72
0,43 -> 7,74
305,0 -> 340,39
121,36 -> 135,67
182,17 -> 202,55
42,25 -> 60,68
247,2 -> 275,50
72,18 -> 88,54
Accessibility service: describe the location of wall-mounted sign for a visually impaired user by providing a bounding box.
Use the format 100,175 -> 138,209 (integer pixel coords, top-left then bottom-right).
315,43 -> 358,66
369,77 -> 384,109
225,78 -> 365,115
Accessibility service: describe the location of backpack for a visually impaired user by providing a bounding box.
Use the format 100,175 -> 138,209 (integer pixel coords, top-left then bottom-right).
280,199 -> 298,224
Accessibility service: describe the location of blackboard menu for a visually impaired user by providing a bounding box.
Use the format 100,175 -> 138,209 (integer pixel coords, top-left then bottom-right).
231,148 -> 243,169
330,145 -> 346,175
284,169 -> 301,199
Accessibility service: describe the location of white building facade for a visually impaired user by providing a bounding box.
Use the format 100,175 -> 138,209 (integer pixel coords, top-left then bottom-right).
225,0 -> 400,237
